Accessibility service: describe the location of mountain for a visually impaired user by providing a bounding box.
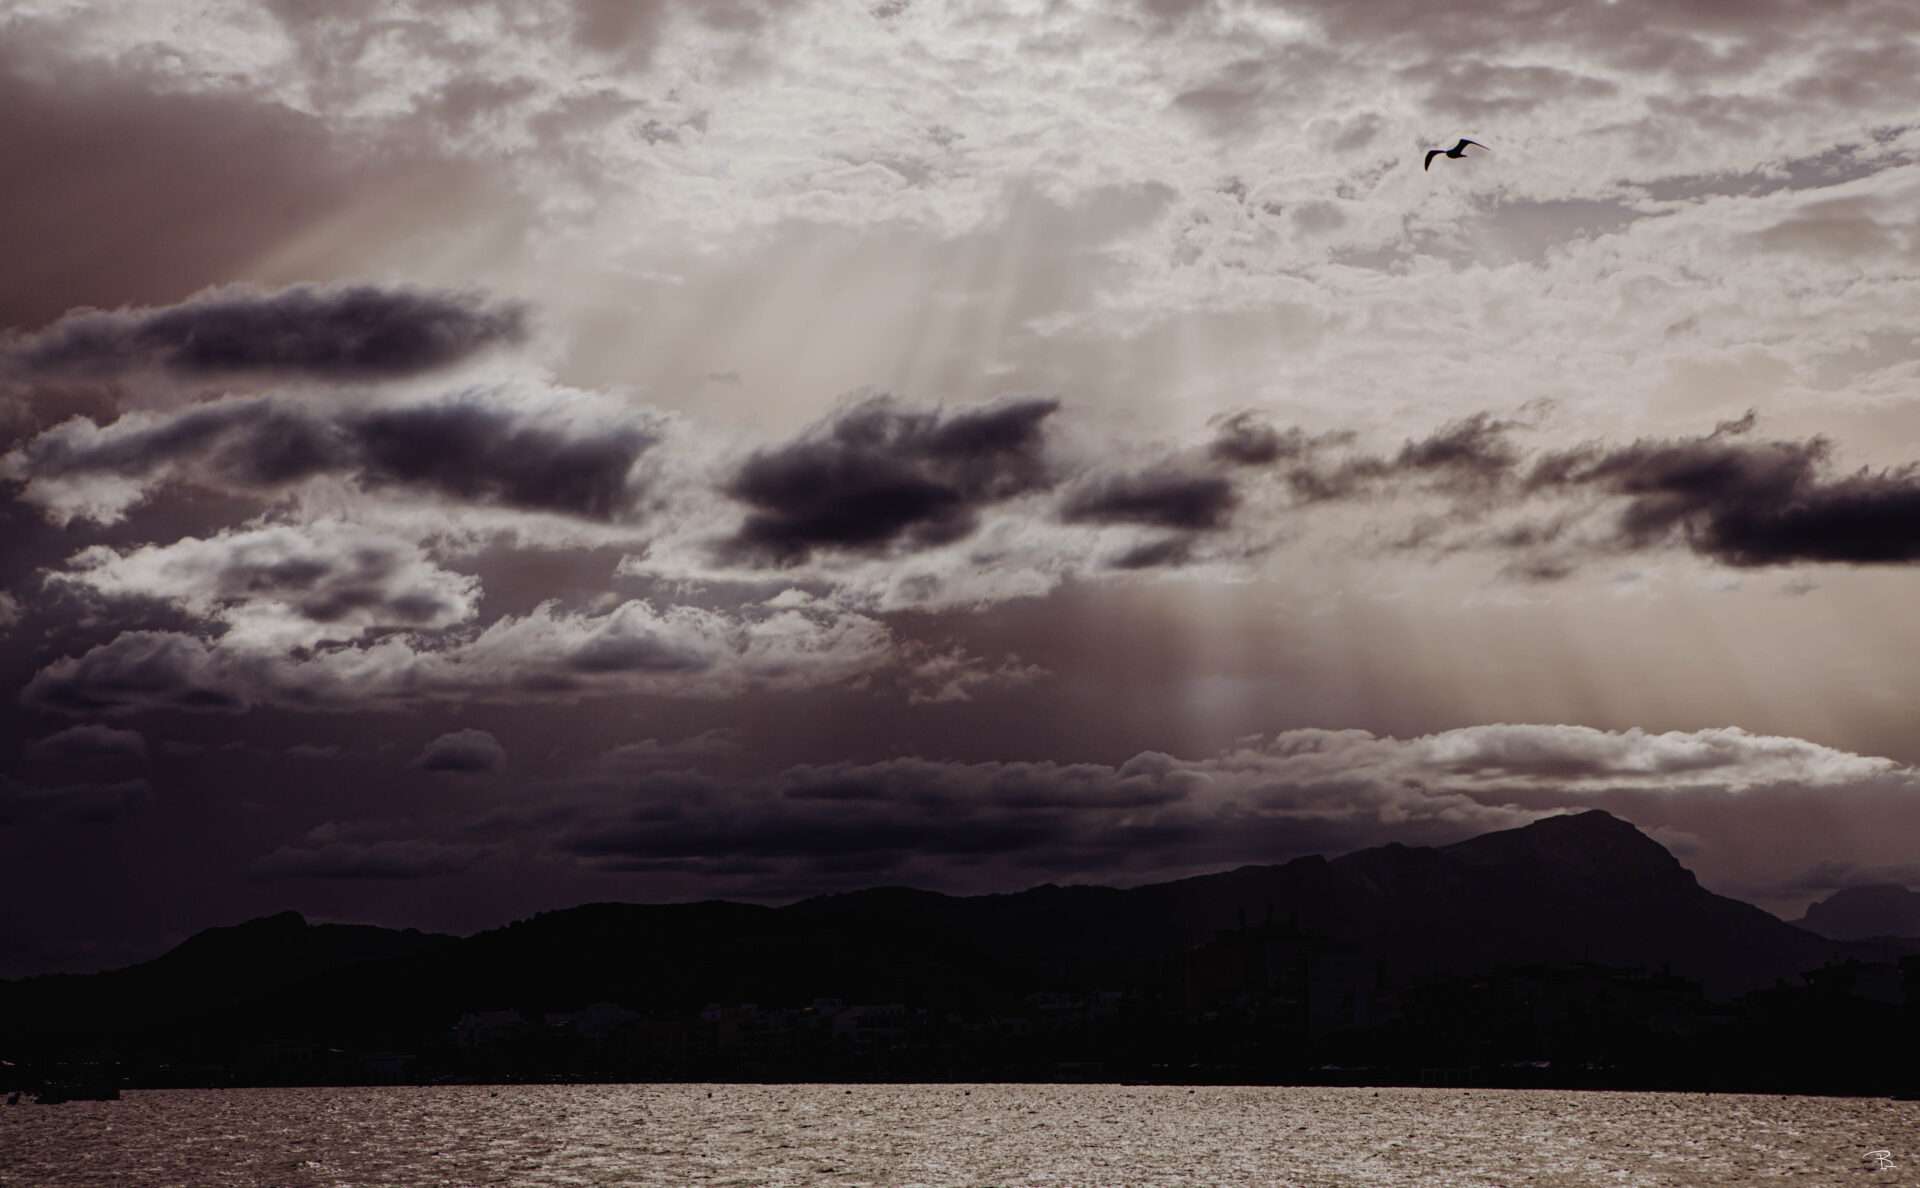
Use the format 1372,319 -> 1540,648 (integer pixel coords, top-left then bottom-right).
4,812 -> 1912,1092
1797,884 -> 1920,940
1,813 -> 1848,1023
788,810 -> 1837,996
0,911 -> 452,1035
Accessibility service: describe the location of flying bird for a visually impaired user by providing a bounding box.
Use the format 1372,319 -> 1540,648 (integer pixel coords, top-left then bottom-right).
1424,138 -> 1487,171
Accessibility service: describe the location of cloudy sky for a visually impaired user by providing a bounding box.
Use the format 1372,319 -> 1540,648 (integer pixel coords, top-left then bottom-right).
6,0 -> 1920,973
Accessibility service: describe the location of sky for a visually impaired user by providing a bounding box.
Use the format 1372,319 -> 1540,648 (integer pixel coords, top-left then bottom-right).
5,0 -> 1920,974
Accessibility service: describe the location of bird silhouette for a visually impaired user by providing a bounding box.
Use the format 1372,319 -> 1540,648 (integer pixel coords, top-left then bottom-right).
1424,138 -> 1487,170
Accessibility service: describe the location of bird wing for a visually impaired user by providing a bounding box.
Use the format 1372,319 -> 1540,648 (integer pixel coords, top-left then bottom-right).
1424,149 -> 1442,171
1456,138 -> 1486,152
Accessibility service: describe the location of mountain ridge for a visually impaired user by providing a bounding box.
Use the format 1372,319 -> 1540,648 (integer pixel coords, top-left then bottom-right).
5,809 -> 1915,1094
2,810 -> 1849,1005
1796,883 -> 1920,941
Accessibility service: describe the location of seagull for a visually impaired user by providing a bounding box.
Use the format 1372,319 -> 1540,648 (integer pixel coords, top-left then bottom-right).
1424,138 -> 1487,171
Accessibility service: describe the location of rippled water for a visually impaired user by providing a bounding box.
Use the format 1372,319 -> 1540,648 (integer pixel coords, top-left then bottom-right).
1,1084 -> 1914,1186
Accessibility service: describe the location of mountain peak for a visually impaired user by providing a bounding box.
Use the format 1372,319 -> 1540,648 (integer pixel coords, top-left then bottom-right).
1441,810 -> 1690,886
1525,808 -> 1631,831
164,910 -> 309,955
1797,883 -> 1920,940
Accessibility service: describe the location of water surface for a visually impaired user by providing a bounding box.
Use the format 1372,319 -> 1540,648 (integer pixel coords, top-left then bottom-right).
2,1084 -> 1913,1186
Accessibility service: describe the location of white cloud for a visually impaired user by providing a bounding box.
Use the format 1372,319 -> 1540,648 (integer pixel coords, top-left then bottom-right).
51,520 -> 482,649
901,643 -> 1048,704
22,596 -> 899,715
544,721 -> 1920,898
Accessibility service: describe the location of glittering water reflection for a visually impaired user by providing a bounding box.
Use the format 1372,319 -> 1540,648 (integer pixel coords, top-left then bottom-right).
1,1084 -> 1913,1186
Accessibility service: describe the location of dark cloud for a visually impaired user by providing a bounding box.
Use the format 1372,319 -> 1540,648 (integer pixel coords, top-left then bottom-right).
0,777 -> 149,824
1712,410 -> 1759,438
1109,535 -> 1196,570
555,755 -> 1201,880
414,728 -> 508,773
1284,458 -> 1388,503
1526,431 -> 1920,566
1284,413 -> 1519,504
8,285 -> 526,380
1206,411 -> 1317,467
1392,412 -> 1519,489
1060,469 -> 1238,531
1243,412 -> 1920,571
346,401 -> 651,519
7,392 -> 657,522
24,724 -> 149,763
1180,411 -> 1920,574
723,396 -> 1059,563
1500,556 -> 1579,583
548,752 -> 1205,882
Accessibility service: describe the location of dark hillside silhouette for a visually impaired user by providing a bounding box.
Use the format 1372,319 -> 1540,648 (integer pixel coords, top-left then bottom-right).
4,812 -> 1915,1095
1797,884 -> 1920,941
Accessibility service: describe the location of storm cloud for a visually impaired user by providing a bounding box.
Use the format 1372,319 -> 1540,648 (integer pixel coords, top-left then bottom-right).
1207,412 -> 1322,467
1201,412 -> 1920,574
1280,414 -> 1522,504
723,396 -> 1059,563
1525,430 -> 1920,566
3,391 -> 659,524
7,285 -> 526,380
1060,470 -> 1239,531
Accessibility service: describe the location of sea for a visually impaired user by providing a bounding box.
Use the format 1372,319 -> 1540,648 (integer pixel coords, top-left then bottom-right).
1,1083 -> 1913,1186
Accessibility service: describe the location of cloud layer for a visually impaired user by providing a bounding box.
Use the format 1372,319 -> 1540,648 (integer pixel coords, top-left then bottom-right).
20,596 -> 898,716
7,285 -> 525,380
441,724 -> 1920,902
723,396 -> 1059,563
415,729 -> 507,774
4,388 -> 661,526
